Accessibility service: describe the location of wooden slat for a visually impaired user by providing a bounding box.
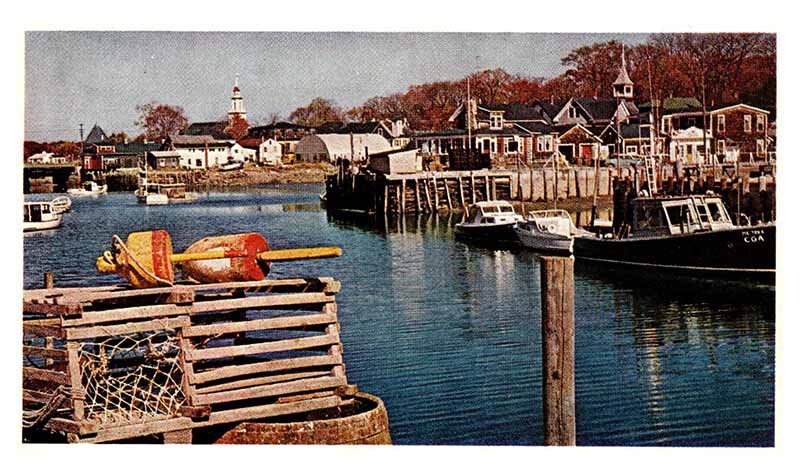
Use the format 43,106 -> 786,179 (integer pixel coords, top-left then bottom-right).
189,293 -> 335,315
61,304 -> 192,327
65,316 -> 190,340
191,354 -> 343,384
186,333 -> 339,362
42,417 -> 98,435
23,301 -> 82,316
193,376 -> 345,406
23,367 -> 69,385
23,345 -> 68,360
23,388 -> 60,404
183,312 -> 336,338
58,286 -> 194,304
195,370 -> 331,395
23,319 -> 64,338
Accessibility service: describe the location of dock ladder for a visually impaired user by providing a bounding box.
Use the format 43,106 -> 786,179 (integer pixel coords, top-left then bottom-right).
644,156 -> 657,195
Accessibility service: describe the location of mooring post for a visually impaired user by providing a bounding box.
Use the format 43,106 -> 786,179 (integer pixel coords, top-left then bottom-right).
540,256 -> 576,446
44,271 -> 54,289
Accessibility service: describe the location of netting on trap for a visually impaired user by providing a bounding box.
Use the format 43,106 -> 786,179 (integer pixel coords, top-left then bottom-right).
78,330 -> 185,426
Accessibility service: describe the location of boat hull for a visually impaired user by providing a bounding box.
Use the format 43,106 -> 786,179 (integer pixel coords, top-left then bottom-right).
514,227 -> 573,253
573,224 -> 775,281
455,222 -> 518,242
23,217 -> 62,232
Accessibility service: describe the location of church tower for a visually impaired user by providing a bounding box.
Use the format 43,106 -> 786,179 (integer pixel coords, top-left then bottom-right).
228,75 -> 247,125
612,45 -> 634,99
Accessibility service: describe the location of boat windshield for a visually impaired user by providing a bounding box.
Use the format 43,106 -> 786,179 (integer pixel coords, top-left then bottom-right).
481,205 -> 501,215
705,199 -> 730,223
498,205 -> 515,213
664,202 -> 698,229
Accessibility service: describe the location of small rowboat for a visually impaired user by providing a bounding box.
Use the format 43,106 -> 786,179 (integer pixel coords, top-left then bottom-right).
51,196 -> 72,214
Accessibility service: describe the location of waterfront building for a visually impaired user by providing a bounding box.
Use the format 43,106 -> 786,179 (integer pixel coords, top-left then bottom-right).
246,122 -> 313,163
27,151 -> 67,164
81,124 -> 164,170
146,150 -> 182,169
167,134 -> 243,169
294,133 -> 392,163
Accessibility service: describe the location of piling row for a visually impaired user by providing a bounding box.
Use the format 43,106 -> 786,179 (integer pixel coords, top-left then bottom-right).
384,171 -> 514,214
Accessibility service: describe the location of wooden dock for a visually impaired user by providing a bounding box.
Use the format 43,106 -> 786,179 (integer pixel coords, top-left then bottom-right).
22,277 -> 356,443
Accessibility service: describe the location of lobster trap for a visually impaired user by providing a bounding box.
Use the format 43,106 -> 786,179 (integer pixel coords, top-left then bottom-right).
23,277 -> 356,443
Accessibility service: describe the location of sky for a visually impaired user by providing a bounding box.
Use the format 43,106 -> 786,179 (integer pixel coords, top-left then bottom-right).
24,32 -> 649,142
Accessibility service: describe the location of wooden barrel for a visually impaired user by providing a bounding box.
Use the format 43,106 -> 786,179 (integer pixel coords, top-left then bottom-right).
213,393 -> 391,445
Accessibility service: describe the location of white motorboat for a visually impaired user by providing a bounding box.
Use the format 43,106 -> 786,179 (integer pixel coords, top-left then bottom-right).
455,201 -> 524,242
219,160 -> 244,172
50,196 -> 72,214
24,201 -> 63,232
514,209 -> 588,253
67,181 -> 107,196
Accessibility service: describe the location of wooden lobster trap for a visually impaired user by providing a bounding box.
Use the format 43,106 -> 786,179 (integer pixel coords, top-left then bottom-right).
22,277 -> 356,443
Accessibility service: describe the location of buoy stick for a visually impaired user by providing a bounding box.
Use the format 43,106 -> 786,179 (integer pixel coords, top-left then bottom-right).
169,246 -> 342,264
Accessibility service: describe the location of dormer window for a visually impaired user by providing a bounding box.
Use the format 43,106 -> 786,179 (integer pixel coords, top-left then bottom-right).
567,107 -> 577,119
489,112 -> 503,130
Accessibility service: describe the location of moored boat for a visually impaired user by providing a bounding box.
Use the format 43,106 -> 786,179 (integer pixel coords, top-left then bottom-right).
573,193 -> 775,282
23,201 -> 63,232
67,181 -> 107,196
455,201 -> 524,242
514,209 -> 588,253
50,196 -> 72,214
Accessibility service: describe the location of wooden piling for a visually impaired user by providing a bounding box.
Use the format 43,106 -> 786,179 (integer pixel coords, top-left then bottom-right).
44,272 -> 54,289
540,256 -> 576,446
432,176 -> 440,210
457,176 -> 465,208
414,179 -> 422,213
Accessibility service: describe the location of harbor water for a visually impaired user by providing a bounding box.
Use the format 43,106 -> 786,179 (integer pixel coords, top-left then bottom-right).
23,185 -> 775,446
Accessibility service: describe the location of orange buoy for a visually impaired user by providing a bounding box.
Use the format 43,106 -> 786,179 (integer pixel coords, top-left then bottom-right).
180,233 -> 270,283
96,230 -> 175,288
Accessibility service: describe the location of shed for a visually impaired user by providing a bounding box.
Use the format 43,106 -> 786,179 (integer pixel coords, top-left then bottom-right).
368,149 -> 422,175
147,150 -> 182,169
295,134 -> 391,163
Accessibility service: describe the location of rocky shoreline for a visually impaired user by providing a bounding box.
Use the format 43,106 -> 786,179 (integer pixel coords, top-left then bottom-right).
198,163 -> 333,187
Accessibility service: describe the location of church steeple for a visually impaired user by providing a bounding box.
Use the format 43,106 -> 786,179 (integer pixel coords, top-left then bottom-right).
228,75 -> 247,125
613,45 -> 634,99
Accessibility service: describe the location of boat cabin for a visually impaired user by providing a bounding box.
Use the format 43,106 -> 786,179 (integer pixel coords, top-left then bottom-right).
630,195 -> 734,237
464,201 -> 521,226
24,202 -> 56,223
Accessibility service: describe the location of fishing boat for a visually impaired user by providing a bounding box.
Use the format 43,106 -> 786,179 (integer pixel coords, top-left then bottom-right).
514,209 -> 588,253
67,181 -> 107,196
135,162 -> 197,205
573,193 -> 775,282
50,196 -> 72,214
23,201 -> 63,232
455,201 -> 524,241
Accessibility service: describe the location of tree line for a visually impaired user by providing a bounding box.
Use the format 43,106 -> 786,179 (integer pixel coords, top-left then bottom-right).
289,33 -> 776,131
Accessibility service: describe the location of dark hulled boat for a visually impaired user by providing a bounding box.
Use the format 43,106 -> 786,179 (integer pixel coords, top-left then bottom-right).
574,194 -> 775,282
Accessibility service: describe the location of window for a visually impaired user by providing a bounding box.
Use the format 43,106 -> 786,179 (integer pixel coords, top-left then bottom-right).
717,115 -> 725,132
717,140 -> 726,155
626,145 -> 638,155
744,115 -> 752,133
568,107 -> 577,119
537,136 -> 553,152
490,112 -> 503,130
665,203 -> 697,228
757,139 -> 765,156
688,117 -> 696,127
195,159 -> 202,167
756,115 -> 765,132
624,85 -> 632,96
507,140 -> 519,153
490,141 -> 497,153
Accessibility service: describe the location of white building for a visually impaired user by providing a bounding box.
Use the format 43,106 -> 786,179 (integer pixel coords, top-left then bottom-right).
259,138 -> 282,166
169,135 -> 245,169
27,151 -> 56,164
294,133 -> 392,163
668,127 -> 713,165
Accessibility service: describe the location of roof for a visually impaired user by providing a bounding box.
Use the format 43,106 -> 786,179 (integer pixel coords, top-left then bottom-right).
708,103 -> 770,115
640,97 -> 703,114
115,141 -> 163,154
308,133 -> 392,155
613,64 -> 633,86
237,137 -> 263,149
183,121 -> 231,140
477,103 -> 549,122
316,121 -> 346,133
368,148 -> 418,159
148,150 -> 181,158
248,121 -> 308,133
533,101 -> 566,120
339,122 -> 387,134
573,98 -> 623,122
170,135 -> 231,146
85,124 -> 109,144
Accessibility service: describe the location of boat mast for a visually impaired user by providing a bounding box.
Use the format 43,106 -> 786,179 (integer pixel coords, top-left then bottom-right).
467,76 -> 472,155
